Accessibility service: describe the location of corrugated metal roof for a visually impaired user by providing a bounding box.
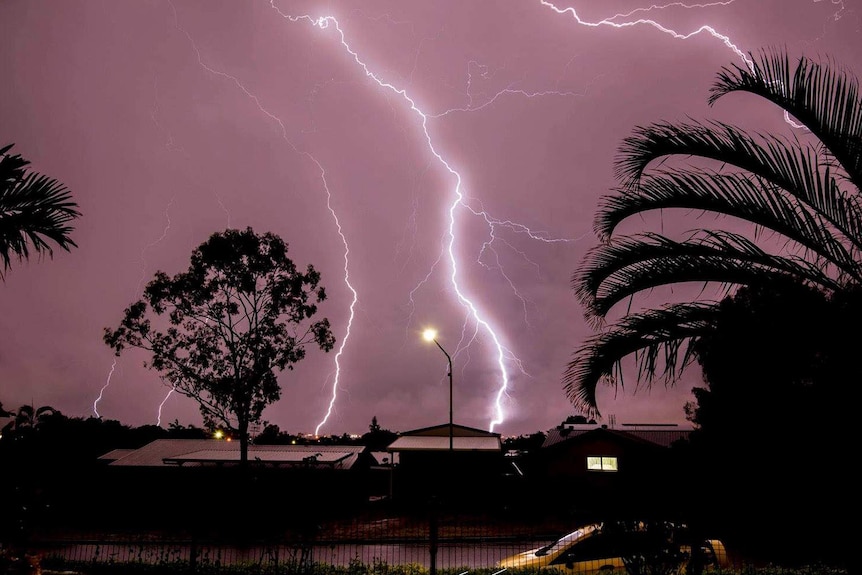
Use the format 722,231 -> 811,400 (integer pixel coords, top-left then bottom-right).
97,448 -> 136,461
165,449 -> 353,463
106,439 -> 364,468
388,435 -> 501,452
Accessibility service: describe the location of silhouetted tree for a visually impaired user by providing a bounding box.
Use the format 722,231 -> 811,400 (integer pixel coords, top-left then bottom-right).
567,49 -> 862,416
0,143 -> 80,279
680,278 -> 857,569
166,419 -> 209,439
1,404 -> 58,435
104,227 -> 335,465
361,416 -> 398,450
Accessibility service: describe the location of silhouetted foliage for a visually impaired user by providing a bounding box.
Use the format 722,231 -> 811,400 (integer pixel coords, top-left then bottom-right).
502,431 -> 546,452
567,48 -> 862,417
0,143 -> 80,279
680,279 -> 858,570
361,416 -> 398,450
253,423 -> 302,445
165,419 -> 210,439
0,406 -> 177,547
600,520 -> 697,575
104,227 -> 336,465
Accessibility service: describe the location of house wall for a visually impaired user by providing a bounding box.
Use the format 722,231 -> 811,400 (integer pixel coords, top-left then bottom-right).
537,432 -> 681,516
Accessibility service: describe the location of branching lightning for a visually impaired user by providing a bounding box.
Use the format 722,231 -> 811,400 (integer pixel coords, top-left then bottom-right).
267,5 -> 532,431
150,0 -> 833,434
538,0 -> 754,70
94,198 -> 175,419
168,1 -> 358,436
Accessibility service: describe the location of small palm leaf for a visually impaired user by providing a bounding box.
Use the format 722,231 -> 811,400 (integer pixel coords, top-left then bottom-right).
0,143 -> 81,278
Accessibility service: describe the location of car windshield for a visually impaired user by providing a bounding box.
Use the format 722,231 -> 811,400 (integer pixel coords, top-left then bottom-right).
534,527 -> 590,557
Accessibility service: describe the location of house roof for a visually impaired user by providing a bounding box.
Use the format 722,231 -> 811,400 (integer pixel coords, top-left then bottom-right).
388,435 -> 501,452
398,423 -> 501,438
104,439 -> 365,469
97,448 -> 137,461
368,450 -> 399,466
542,424 -> 691,449
386,422 -> 502,452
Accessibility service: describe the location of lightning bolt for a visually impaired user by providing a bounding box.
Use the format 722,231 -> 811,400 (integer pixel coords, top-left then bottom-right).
267,6 -> 551,432
538,0 -> 754,70
463,200 -> 590,328
607,1 -> 738,19
95,198 -> 175,419
167,1 -> 358,436
156,387 -> 176,427
93,358 -> 116,418
136,196 -> 174,294
157,0 -> 829,433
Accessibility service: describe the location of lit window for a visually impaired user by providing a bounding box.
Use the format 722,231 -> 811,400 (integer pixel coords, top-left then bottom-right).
587,456 -> 618,472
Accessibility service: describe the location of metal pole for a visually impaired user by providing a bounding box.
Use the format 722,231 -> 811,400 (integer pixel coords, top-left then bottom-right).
433,339 -> 453,451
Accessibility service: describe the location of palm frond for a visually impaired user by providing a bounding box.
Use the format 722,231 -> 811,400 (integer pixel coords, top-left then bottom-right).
613,121 -> 862,252
564,302 -> 719,417
709,49 -> 862,187
0,144 -> 80,277
594,170 -> 862,282
576,230 -> 841,321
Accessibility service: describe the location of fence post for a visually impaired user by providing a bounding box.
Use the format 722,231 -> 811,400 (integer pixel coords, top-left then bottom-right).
429,496 -> 438,575
189,535 -> 198,574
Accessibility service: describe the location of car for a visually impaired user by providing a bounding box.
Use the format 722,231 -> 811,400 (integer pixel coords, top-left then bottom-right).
497,521 -> 730,575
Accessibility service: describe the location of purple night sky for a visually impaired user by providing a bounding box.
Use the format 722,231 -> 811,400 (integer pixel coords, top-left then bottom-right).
1,1 -> 859,437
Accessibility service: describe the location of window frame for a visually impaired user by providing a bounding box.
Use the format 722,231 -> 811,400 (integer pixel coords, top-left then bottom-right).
586,455 -> 619,472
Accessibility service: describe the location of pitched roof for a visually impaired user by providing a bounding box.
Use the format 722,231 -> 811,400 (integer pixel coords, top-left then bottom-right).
543,424 -> 691,449
386,422 -> 502,452
97,448 -> 137,461
104,439 -> 365,469
399,423 -> 500,438
388,435 -> 501,452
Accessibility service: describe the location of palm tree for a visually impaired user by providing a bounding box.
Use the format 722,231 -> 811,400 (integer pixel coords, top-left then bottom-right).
566,48 -> 862,417
1,404 -> 58,436
0,143 -> 80,279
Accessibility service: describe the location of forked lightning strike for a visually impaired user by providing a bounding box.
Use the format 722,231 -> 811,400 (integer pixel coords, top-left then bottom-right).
539,0 -> 754,69
143,0 -> 829,433
275,0 -> 766,431
94,198 -> 175,419
168,1 -> 358,436
269,4 -> 524,431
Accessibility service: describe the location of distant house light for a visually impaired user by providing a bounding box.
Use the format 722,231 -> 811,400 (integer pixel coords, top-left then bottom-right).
587,456 -> 618,472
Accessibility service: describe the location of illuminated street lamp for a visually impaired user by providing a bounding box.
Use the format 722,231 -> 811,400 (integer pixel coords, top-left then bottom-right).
422,328 -> 453,451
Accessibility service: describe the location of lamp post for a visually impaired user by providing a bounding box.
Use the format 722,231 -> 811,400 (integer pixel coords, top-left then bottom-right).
422,328 -> 453,451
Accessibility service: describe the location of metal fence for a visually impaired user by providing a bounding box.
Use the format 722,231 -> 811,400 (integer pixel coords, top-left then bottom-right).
24,505 -> 587,575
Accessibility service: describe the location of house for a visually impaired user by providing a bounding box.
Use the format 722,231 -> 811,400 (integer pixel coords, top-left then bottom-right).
386,423 -> 503,503
102,438 -> 367,469
94,439 -> 375,528
537,421 -> 693,513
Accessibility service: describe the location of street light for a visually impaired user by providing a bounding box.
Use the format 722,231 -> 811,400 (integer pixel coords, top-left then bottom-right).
422,328 -> 453,451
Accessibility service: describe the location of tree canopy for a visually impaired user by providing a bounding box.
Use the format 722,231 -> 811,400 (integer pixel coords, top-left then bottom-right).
679,279 -> 857,567
104,227 -> 335,464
